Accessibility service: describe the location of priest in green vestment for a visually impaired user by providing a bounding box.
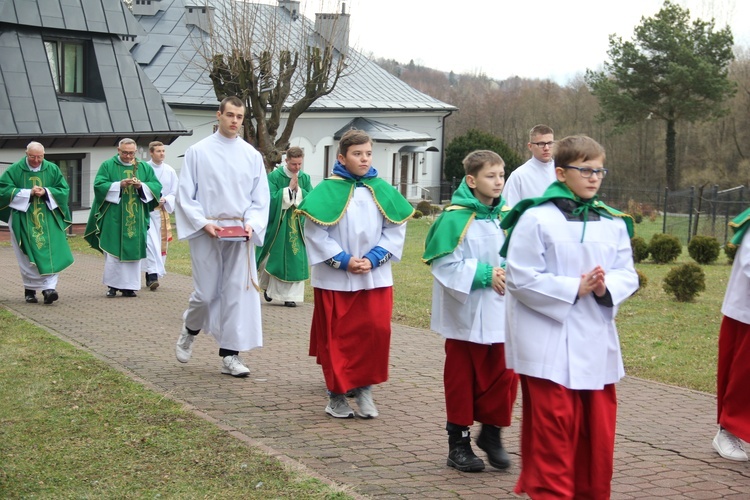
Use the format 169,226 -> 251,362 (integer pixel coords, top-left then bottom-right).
84,138 -> 161,297
0,142 -> 74,304
256,147 -> 313,307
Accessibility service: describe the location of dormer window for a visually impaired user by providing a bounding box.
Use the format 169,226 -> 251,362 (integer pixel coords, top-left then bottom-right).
44,40 -> 85,95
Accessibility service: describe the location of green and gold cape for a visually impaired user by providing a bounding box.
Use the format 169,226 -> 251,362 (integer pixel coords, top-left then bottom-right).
84,156 -> 161,261
256,167 -> 313,282
0,158 -> 74,274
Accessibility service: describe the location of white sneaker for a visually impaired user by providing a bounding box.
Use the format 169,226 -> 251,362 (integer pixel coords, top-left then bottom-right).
325,393 -> 354,418
355,386 -> 379,418
221,355 -> 250,377
713,428 -> 748,461
175,324 -> 196,363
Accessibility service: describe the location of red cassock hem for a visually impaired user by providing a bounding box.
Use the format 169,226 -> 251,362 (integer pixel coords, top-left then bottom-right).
309,287 -> 393,394
717,315 -> 750,442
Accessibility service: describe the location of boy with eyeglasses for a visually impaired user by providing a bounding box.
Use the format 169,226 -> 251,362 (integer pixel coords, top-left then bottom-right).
500,135 -> 638,498
502,124 -> 555,207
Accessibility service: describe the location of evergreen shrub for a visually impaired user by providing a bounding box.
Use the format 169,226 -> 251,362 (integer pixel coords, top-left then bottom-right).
687,235 -> 720,264
631,236 -> 649,263
649,233 -> 682,264
662,262 -> 706,302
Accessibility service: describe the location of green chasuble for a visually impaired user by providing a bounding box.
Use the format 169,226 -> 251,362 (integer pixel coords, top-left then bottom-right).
296,175 -> 414,225
0,158 -> 74,275
422,177 -> 509,264
84,156 -> 161,261
256,167 -> 313,282
499,181 -> 634,257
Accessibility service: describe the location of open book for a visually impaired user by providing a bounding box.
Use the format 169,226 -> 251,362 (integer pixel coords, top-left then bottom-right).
216,225 -> 249,242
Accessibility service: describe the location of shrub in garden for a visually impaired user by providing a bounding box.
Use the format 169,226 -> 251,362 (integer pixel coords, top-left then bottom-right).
725,244 -> 737,264
662,262 -> 706,302
416,200 -> 432,216
631,236 -> 649,263
649,233 -> 682,264
430,205 -> 443,215
636,269 -> 648,291
687,235 -> 720,264
412,210 -> 423,219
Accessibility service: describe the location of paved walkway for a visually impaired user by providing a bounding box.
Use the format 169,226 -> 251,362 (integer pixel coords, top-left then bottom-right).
1,246 -> 749,498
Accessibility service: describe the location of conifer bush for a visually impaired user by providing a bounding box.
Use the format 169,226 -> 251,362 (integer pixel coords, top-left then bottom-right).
631,236 -> 649,263
412,210 -> 423,219
416,200 -> 432,216
649,233 -> 682,264
662,262 -> 706,302
635,269 -> 648,292
687,235 -> 720,264
725,244 -> 737,264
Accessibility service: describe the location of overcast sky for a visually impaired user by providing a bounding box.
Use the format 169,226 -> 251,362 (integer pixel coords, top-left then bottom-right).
300,0 -> 750,84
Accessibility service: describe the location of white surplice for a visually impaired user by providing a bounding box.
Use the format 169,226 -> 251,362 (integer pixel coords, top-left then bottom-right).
430,217 -> 507,345
303,186 -> 406,292
504,202 -> 638,390
722,230 -> 750,324
141,160 -> 178,277
502,157 -> 557,207
175,132 -> 270,352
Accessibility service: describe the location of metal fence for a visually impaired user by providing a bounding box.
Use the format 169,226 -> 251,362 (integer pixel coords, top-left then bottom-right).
438,180 -> 747,245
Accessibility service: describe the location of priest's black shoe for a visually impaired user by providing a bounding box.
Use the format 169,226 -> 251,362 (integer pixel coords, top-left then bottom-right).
263,290 -> 272,302
25,289 -> 38,303
121,290 -> 137,298
106,287 -> 118,298
284,301 -> 296,307
42,289 -> 59,305
476,424 -> 511,470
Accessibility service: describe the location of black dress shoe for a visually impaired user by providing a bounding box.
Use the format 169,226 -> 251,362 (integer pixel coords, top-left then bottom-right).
42,289 -> 59,305
25,289 -> 38,303
106,287 -> 118,298
284,301 -> 296,307
121,290 -> 137,298
146,273 -> 159,290
264,290 -> 272,302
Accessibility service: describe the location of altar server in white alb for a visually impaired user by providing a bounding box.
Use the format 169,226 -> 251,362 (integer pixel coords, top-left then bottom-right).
422,150 -> 518,473
141,141 -> 178,291
502,124 -> 556,207
500,135 -> 638,499
173,96 -> 270,377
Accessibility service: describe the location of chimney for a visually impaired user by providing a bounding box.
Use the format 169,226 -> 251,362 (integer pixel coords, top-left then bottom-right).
315,2 -> 350,54
131,0 -> 161,16
278,0 -> 300,21
184,4 -> 214,33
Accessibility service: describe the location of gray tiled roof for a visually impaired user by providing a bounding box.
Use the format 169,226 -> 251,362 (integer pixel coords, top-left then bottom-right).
0,0 -> 144,37
132,0 -> 456,111
334,118 -> 436,142
0,0 -> 190,148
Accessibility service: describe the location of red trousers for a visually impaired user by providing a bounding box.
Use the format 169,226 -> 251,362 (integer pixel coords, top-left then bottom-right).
515,375 -> 617,500
717,316 -> 750,442
310,287 -> 392,394
444,339 -> 518,427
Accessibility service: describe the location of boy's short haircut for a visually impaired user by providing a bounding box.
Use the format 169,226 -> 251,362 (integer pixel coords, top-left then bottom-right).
529,124 -> 554,140
553,135 -> 606,167
148,141 -> 164,152
338,129 -> 372,157
219,96 -> 245,113
462,150 -> 505,177
286,146 -> 304,158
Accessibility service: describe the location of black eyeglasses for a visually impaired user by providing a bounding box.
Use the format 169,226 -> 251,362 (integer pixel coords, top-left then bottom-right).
561,166 -> 608,179
530,141 -> 554,148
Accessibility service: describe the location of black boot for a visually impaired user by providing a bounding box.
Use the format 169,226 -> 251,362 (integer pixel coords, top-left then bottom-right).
24,289 -> 38,303
146,273 -> 159,290
476,423 -> 511,470
447,425 -> 485,472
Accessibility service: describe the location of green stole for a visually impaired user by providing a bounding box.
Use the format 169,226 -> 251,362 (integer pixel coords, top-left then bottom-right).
728,207 -> 750,246
295,175 -> 414,225
500,181 -> 634,257
256,167 -> 313,282
0,158 -> 74,274
84,156 -> 161,261
422,178 -> 509,264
